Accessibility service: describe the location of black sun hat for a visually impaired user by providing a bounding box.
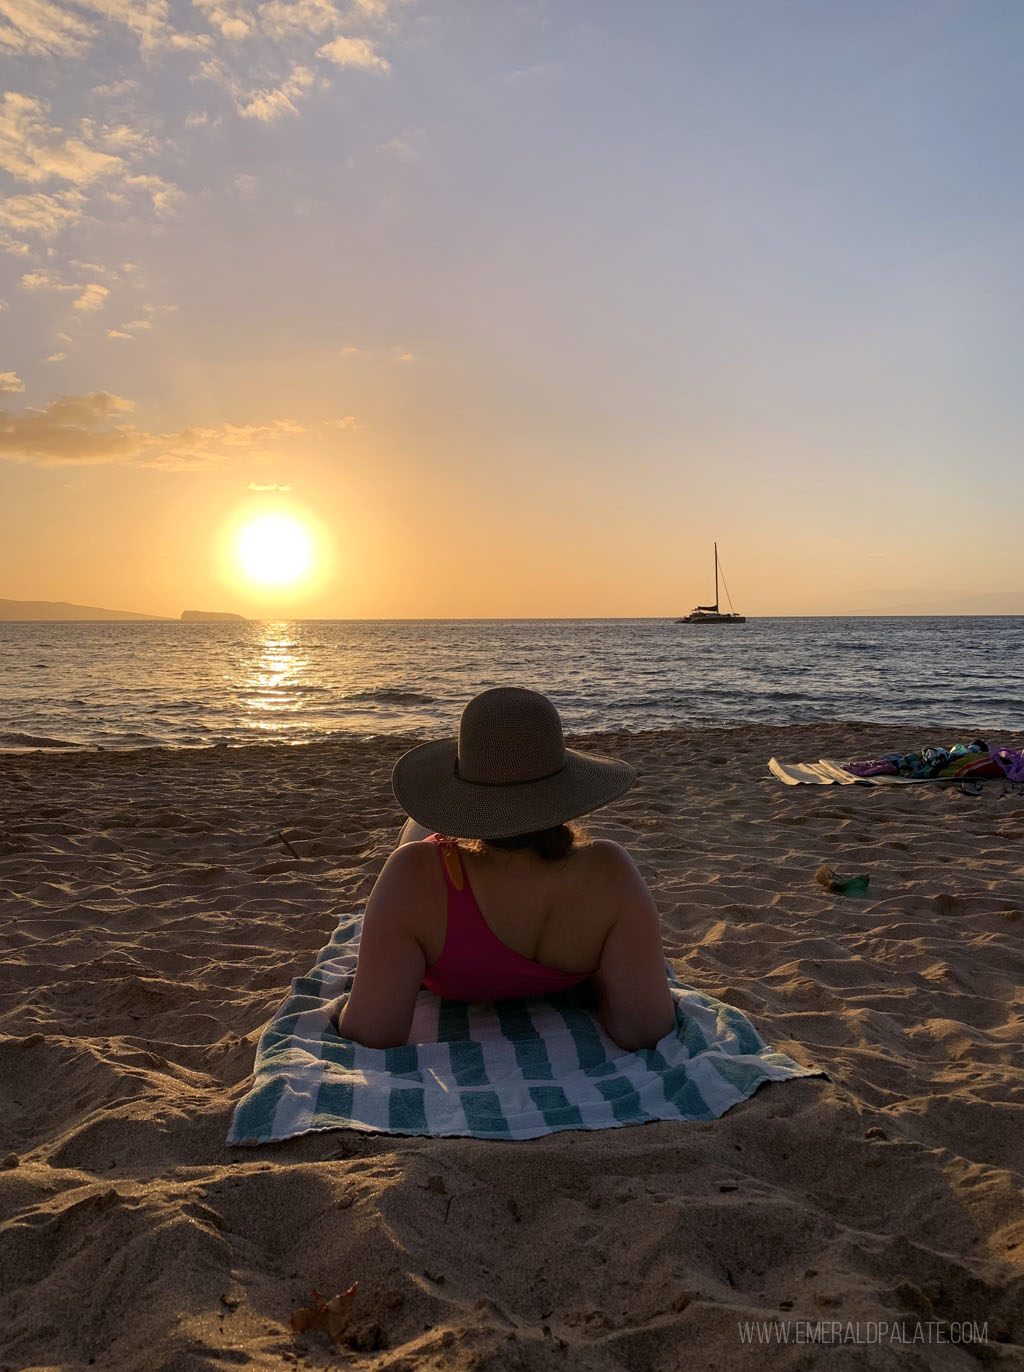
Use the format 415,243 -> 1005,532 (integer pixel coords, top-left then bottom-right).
391,687 -> 636,840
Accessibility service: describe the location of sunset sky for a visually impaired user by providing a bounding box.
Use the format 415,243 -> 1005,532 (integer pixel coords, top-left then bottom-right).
2,0 -> 1024,618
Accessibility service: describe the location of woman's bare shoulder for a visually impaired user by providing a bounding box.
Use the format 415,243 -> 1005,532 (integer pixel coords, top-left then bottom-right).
575,839 -> 654,918
368,839 -> 444,912
382,837 -> 441,874
576,838 -> 640,876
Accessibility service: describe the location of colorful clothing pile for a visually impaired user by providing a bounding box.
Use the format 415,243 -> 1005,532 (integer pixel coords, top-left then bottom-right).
843,742 -> 1021,781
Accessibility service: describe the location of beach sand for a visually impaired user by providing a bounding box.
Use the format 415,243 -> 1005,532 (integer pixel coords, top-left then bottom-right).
1,724 -> 1022,1371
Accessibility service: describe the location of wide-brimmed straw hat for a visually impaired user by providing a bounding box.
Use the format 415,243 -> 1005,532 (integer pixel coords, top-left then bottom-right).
391,687 -> 636,840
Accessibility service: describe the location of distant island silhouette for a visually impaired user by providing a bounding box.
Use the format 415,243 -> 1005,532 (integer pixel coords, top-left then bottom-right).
0,598 -> 168,621
180,610 -> 248,621
0,600 -> 247,622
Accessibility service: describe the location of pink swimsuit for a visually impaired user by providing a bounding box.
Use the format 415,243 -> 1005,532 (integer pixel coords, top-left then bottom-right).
420,833 -> 594,1002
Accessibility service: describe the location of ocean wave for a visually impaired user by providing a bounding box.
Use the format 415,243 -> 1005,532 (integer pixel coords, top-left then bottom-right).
344,689 -> 435,705
241,685 -> 331,698
0,731 -> 81,749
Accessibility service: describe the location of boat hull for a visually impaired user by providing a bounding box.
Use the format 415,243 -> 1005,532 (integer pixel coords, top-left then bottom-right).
676,614 -> 747,624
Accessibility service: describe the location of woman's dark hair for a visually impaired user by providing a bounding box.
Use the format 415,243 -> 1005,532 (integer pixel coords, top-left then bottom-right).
474,820 -> 589,862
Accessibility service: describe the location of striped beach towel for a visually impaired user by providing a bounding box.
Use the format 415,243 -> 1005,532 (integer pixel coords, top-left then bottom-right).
227,913 -> 821,1144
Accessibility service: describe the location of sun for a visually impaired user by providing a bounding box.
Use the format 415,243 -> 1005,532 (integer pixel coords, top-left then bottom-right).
235,514 -> 314,586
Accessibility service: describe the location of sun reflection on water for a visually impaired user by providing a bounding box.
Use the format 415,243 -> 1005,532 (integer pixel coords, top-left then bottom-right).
236,622 -> 316,736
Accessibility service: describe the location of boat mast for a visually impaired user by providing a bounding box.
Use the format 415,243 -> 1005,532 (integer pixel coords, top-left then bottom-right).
714,542 -> 719,612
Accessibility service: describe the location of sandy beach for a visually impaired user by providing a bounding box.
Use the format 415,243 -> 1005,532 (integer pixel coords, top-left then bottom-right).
1,723 -> 1022,1371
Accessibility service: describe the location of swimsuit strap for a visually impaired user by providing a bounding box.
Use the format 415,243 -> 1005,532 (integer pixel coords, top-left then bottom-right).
420,832 -> 594,1000
427,833 -> 466,892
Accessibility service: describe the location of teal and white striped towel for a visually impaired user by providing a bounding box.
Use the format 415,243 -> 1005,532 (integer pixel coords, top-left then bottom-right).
227,913 -> 821,1144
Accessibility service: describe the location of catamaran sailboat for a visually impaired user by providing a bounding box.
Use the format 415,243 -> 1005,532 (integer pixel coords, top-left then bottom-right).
677,543 -> 746,624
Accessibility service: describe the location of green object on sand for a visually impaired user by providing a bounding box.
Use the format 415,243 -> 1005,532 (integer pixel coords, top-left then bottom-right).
815,863 -> 870,898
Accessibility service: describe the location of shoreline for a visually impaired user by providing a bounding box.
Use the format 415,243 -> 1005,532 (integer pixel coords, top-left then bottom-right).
2,716 -> 1022,758
2,725 -> 1022,1368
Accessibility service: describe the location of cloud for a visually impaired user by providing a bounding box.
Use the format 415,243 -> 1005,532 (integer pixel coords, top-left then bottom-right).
73,283 -> 110,311
0,371 -> 25,391
85,0 -> 174,52
0,0 -> 94,57
1,0 -> 403,64
248,480 -> 293,490
380,134 -> 417,161
0,0 -> 177,57
0,93 -> 124,186
337,343 -> 414,364
20,271 -> 171,329
123,301 -> 177,329
45,351 -> 67,362
0,391 -> 138,464
0,190 -> 85,239
0,0 -> 405,263
234,63 -> 317,121
0,95 -> 182,250
20,268 -> 75,291
0,392 -> 309,469
257,0 -> 341,38
192,0 -> 252,40
501,61 -> 562,85
349,0 -> 403,18
317,34 -> 389,71
142,419 -> 307,470
119,172 -> 184,213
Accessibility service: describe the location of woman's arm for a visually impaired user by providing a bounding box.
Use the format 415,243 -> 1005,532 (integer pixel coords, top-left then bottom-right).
335,843 -> 435,1049
591,842 -> 676,1052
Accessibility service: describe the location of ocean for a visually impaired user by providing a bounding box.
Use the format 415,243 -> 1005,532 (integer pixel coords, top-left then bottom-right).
0,617 -> 1020,750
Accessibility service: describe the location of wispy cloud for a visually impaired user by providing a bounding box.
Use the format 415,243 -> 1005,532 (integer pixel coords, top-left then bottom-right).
0,391 -> 309,469
0,189 -> 85,240
72,283 -> 109,311
20,268 -> 75,292
0,0 -> 195,58
45,351 -> 67,362
0,93 -> 182,250
192,0 -> 253,41
21,268 -> 113,315
379,132 -> 419,161
1,0 -> 403,65
248,480 -> 293,490
259,0 -> 341,38
0,93 -> 123,185
234,63 -> 317,122
0,0 -> 94,58
0,391 -> 138,463
317,34 -> 389,71
0,370 -> 25,391
337,343 -> 415,363
119,172 -> 183,213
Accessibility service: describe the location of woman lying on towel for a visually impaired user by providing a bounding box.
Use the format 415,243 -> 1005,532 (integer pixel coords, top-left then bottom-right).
337,687 -> 675,1053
